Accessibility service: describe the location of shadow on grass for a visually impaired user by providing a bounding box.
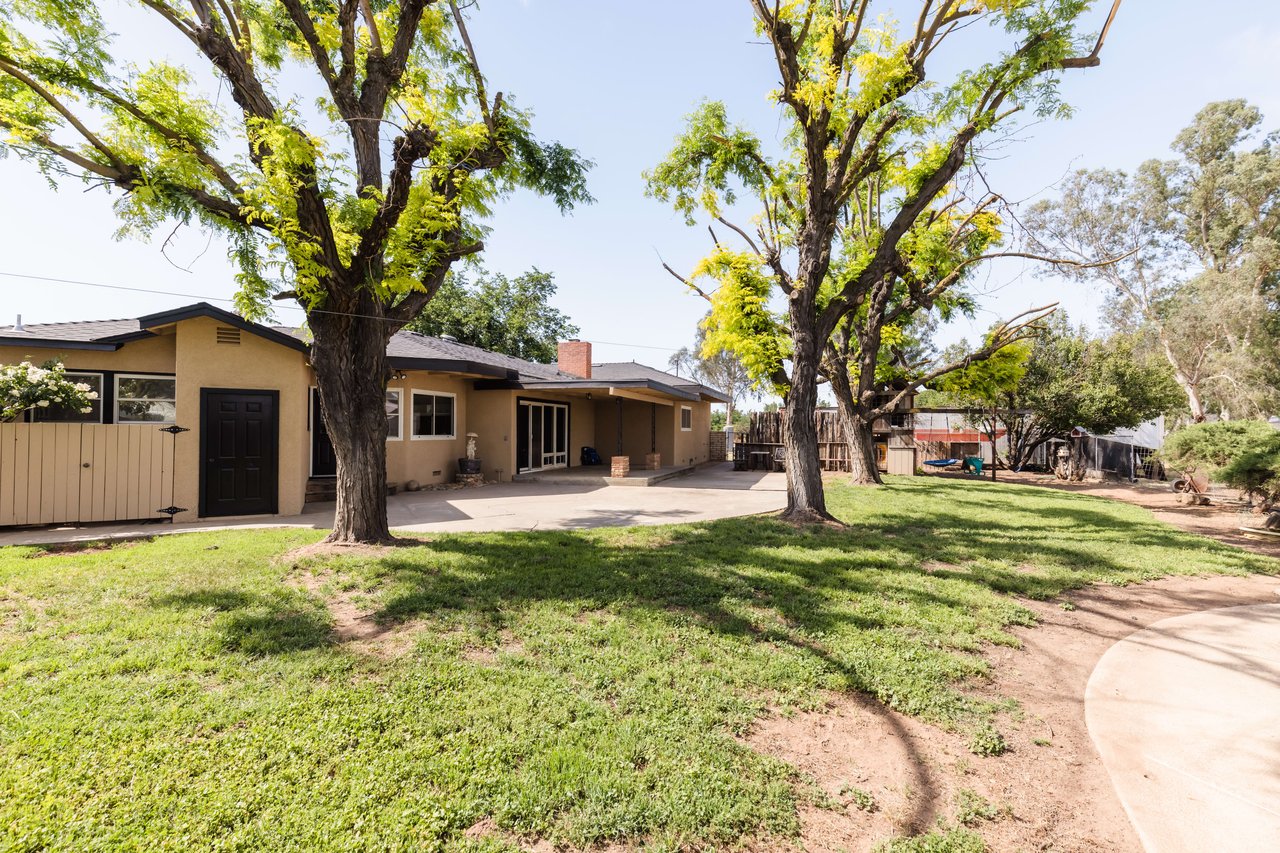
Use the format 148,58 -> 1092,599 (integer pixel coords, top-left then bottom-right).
154,587 -> 332,655
130,478 -> 1278,846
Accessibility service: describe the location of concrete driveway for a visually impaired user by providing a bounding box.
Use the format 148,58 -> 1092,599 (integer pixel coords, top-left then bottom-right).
1086,603 -> 1280,852
0,464 -> 787,546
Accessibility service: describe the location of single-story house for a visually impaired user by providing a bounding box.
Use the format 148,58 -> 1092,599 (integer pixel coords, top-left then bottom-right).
0,302 -> 726,527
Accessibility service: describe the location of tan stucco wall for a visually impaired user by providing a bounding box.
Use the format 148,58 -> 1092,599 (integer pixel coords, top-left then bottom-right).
672,401 -> 713,467
469,389 -> 597,478
173,316 -> 312,521
384,374 -> 469,487
0,332 -> 177,375
467,389 -> 516,482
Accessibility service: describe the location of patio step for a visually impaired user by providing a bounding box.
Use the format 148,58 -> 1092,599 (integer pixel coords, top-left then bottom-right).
305,478 -> 337,503
306,479 -> 402,503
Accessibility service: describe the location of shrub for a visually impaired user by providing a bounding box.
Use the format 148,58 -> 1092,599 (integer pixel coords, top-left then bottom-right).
966,724 -> 1008,757
1162,421 -> 1280,507
0,361 -> 98,422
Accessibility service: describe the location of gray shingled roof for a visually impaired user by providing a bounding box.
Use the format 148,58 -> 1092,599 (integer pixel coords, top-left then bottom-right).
591,361 -> 727,401
271,326 -> 571,381
0,317 -> 142,341
386,331 -> 569,380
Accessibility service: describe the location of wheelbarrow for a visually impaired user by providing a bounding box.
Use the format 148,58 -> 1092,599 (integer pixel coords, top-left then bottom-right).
1172,471 -> 1210,506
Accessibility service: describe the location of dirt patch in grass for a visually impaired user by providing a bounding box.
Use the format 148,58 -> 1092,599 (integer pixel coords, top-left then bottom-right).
1000,471 -> 1280,558
26,537 -> 152,557
281,539 -> 427,562
745,572 -> 1280,852
287,567 -> 424,657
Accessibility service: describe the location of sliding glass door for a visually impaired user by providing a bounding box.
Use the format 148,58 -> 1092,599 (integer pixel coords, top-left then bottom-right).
517,401 -> 569,473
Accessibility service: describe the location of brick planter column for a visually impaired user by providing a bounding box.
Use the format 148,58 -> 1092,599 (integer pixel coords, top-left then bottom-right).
610,456 -> 631,478
644,452 -> 661,471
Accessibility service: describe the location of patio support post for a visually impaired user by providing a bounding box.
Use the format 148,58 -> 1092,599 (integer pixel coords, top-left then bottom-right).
645,402 -> 661,470
611,398 -> 630,478
616,398 -> 623,456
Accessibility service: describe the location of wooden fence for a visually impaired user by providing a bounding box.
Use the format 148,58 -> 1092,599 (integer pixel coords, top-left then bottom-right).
0,423 -> 177,527
737,410 -> 862,471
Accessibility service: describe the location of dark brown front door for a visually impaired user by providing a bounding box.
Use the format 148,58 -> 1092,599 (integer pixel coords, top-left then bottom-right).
201,389 -> 278,517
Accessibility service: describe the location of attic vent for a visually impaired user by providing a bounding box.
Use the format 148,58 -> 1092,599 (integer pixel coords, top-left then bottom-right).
215,326 -> 241,345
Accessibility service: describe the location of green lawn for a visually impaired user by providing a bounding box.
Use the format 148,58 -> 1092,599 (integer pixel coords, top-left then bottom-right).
1,478 -> 1274,851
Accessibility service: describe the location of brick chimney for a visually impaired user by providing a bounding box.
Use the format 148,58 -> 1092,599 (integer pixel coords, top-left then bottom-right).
556,340 -> 592,378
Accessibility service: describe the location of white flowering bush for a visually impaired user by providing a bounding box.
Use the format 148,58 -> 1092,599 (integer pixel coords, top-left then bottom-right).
1,361 -> 98,423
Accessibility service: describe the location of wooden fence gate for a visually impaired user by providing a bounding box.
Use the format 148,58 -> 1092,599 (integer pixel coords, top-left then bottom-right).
0,423 -> 181,527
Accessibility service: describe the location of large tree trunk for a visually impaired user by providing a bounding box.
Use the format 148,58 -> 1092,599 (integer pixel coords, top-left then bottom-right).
781,334 -> 832,523
309,305 -> 394,544
845,415 -> 882,486
1066,436 -> 1089,482
828,361 -> 882,485
1160,334 -> 1206,422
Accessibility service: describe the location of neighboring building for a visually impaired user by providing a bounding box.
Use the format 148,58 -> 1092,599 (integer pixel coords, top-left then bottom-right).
914,409 -> 1008,465
914,409 -> 1167,479
0,303 -> 726,527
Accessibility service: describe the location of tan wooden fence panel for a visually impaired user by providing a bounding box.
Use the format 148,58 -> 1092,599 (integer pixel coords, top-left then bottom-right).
0,423 -> 175,527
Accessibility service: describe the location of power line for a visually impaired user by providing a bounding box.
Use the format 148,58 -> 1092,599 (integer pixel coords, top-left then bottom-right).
0,269 -> 686,352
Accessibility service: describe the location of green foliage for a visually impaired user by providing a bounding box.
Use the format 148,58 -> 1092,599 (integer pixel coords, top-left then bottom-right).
953,789 -> 1001,826
934,317 -> 1182,468
670,310 -> 760,419
875,825 -> 987,853
936,339 -> 1031,406
1162,421 -> 1280,504
1018,328 -> 1180,435
0,0 -> 593,317
405,267 -> 578,363
2,479 -> 1275,849
642,101 -> 771,227
0,360 -> 97,422
693,247 -> 789,392
710,409 -> 750,433
841,784 -> 878,813
644,0 -> 1103,409
1027,99 -> 1280,419
966,724 -> 1008,757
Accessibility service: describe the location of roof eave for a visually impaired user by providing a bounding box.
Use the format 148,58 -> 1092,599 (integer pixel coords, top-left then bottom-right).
0,336 -> 123,352
388,356 -> 512,380
517,378 -> 703,402
137,302 -> 309,353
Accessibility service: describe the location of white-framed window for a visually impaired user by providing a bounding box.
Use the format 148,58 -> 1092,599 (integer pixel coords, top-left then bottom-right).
386,389 -> 403,440
680,406 -> 693,431
411,390 -> 456,440
114,374 -> 176,424
32,371 -> 103,423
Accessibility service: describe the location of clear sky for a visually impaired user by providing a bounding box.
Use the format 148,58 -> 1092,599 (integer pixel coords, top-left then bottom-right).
1,0 -> 1276,375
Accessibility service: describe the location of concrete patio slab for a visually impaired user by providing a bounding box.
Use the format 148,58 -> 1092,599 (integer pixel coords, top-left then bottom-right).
0,463 -> 787,546
1085,602 -> 1280,853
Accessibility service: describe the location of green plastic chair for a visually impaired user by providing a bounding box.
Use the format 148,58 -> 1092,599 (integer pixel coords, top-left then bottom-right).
962,456 -> 984,475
